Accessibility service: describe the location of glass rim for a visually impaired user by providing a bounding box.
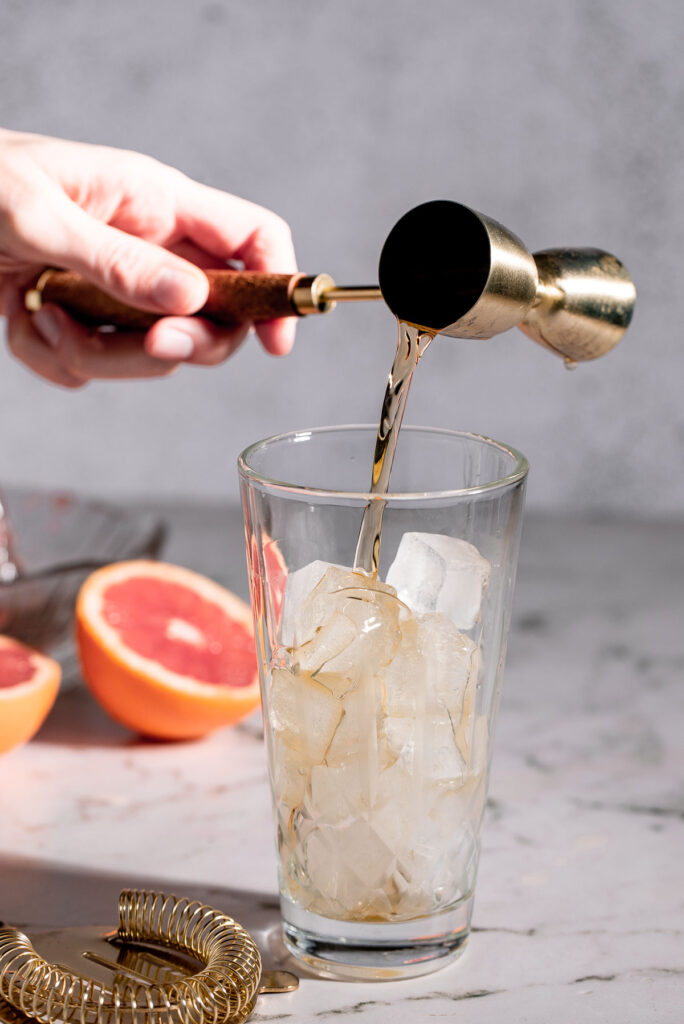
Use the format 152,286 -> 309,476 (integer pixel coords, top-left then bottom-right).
238,424 -> 529,502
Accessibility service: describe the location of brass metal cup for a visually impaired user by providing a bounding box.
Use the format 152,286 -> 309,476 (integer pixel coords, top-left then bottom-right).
378,201 -> 636,361
518,248 -> 636,362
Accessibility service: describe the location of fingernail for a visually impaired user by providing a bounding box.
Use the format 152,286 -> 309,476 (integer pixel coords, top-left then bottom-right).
152,269 -> 206,313
149,327 -> 195,360
33,307 -> 62,348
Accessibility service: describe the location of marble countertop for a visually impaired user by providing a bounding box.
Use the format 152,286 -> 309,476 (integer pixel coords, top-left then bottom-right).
1,507 -> 682,1023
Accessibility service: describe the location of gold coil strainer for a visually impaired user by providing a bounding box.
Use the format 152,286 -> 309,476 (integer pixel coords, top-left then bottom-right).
0,890 -> 297,1024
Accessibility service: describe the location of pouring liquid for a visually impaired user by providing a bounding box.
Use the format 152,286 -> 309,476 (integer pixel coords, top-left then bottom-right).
353,321 -> 434,574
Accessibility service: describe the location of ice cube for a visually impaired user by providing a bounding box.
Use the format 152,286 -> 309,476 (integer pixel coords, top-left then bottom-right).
383,714 -> 465,783
292,566 -> 356,643
405,809 -> 478,908
417,612 -> 477,712
294,613 -> 357,674
382,716 -> 416,760
369,758 -> 420,853
323,599 -> 400,676
381,618 -> 427,718
322,675 -> 385,819
295,567 -> 394,633
279,560 -> 343,646
454,649 -> 483,764
269,667 -> 342,764
383,779 -> 483,912
325,674 -> 382,767
424,716 -> 467,784
294,568 -> 402,680
386,869 -> 434,918
328,591 -> 401,675
304,819 -> 397,913
386,532 -> 491,630
308,762 -> 366,823
315,670 -> 357,700
298,563 -> 396,619
271,737 -> 307,807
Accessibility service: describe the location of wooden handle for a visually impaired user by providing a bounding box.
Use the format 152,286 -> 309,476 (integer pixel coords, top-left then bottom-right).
34,269 -> 304,330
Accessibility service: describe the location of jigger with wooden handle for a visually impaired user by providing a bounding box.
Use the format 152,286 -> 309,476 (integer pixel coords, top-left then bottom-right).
24,199 -> 636,362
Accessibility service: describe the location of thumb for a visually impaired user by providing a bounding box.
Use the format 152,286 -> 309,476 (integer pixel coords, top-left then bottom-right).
35,199 -> 209,315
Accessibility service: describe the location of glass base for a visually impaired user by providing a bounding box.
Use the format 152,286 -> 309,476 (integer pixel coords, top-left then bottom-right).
281,893 -> 473,981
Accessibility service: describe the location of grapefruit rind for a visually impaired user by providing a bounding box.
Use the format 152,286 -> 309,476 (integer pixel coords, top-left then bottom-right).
0,636 -> 61,754
76,560 -> 260,741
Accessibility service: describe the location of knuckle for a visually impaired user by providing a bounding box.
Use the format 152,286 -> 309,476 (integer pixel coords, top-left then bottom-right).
269,213 -> 293,245
96,238 -> 147,296
108,146 -> 163,177
0,191 -> 41,245
247,213 -> 295,270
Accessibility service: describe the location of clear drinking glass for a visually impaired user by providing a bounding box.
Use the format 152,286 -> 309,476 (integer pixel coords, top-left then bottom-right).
238,425 -> 527,980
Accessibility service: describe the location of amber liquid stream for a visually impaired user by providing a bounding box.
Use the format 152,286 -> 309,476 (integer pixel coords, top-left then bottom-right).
353,321 -> 434,575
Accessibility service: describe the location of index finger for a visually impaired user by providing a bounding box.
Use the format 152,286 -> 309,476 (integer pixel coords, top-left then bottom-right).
175,178 -> 297,275
174,179 -> 298,354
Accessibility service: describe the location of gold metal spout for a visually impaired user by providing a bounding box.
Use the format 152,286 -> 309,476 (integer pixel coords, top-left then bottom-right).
291,276 -> 383,314
323,285 -> 383,302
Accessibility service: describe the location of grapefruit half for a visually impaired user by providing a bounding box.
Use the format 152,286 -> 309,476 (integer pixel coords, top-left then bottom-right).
0,635 -> 61,754
263,536 -> 287,624
76,561 -> 259,740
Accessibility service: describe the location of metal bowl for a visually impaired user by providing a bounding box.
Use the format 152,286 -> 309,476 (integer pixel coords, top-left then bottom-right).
0,489 -> 166,652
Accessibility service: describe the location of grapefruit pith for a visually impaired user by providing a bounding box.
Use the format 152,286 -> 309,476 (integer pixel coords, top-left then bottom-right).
0,635 -> 61,754
76,561 -> 259,740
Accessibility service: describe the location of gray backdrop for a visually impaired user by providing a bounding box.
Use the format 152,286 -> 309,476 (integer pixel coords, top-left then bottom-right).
1,0 -> 682,516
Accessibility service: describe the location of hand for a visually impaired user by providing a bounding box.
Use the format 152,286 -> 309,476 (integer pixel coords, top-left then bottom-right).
0,129 -> 297,387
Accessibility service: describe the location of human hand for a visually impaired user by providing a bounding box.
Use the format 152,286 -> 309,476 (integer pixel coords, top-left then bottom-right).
0,128 -> 297,387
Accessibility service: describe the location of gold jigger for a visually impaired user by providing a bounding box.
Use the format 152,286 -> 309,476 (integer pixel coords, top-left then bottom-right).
377,200 -> 636,361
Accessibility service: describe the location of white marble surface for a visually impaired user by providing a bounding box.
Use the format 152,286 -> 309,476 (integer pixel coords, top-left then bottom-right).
1,508 -> 682,1023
